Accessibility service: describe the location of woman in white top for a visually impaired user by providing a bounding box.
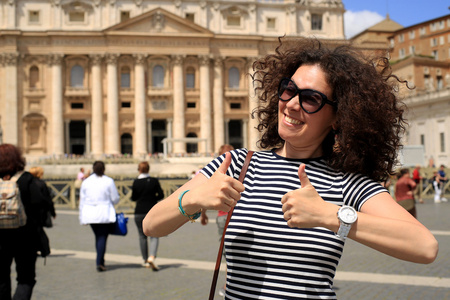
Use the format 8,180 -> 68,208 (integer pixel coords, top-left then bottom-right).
79,161 -> 119,272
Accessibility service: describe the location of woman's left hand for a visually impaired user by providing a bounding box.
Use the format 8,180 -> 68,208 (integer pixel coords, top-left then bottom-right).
281,164 -> 337,228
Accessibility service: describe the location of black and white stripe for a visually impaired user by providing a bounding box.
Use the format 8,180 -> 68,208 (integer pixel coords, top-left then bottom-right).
201,149 -> 386,299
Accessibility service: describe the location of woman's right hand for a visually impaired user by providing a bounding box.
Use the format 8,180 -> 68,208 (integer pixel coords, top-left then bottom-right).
181,152 -> 245,215
144,152 -> 245,237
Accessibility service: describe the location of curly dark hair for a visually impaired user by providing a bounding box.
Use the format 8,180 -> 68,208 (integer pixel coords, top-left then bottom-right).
0,144 -> 26,178
252,37 -> 408,182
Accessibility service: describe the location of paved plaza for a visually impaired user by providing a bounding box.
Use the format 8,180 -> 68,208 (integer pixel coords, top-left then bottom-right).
11,198 -> 450,300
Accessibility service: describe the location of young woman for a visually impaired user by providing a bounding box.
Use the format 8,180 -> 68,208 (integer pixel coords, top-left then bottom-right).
143,38 -> 438,299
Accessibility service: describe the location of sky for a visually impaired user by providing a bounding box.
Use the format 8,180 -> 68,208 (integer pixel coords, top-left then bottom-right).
343,0 -> 450,38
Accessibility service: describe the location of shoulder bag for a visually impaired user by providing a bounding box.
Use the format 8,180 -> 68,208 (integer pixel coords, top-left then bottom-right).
208,150 -> 254,300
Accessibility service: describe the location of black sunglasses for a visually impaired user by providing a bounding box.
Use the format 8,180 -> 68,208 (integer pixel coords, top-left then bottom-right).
278,78 -> 337,114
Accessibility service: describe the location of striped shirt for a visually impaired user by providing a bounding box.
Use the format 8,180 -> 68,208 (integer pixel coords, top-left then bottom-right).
201,149 -> 386,299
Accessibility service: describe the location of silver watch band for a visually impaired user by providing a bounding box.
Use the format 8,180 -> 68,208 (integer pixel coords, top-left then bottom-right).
336,222 -> 351,240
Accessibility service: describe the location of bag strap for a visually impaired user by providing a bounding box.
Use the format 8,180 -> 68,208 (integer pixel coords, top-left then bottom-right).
208,150 -> 254,300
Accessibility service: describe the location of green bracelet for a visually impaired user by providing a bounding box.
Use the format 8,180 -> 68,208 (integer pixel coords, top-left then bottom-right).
178,190 -> 201,222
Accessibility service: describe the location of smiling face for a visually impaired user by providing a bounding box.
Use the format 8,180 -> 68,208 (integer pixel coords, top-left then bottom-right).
277,64 -> 336,159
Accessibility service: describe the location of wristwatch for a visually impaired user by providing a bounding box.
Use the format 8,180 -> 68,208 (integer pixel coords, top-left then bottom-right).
336,205 -> 358,240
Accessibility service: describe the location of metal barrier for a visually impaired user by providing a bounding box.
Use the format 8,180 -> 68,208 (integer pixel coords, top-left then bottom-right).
45,178 -> 189,213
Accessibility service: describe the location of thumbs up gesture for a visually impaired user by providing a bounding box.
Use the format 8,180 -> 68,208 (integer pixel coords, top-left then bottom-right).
193,152 -> 245,212
281,164 -> 335,228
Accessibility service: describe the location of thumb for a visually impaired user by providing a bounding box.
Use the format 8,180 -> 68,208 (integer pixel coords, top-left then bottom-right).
298,164 -> 312,188
217,152 -> 232,174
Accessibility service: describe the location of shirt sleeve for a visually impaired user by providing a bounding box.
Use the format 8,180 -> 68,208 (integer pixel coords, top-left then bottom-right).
342,173 -> 388,210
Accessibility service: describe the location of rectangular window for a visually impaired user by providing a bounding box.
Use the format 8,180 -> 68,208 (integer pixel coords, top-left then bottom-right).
399,48 -> 405,59
420,134 -> 425,147
267,17 -> 276,30
432,50 -> 438,60
409,45 -> 415,54
440,36 -> 445,45
431,38 -> 437,47
120,11 -> 130,22
420,27 -> 426,36
29,11 -> 40,23
121,102 -> 131,108
227,16 -> 241,27
409,30 -> 415,39
440,132 -> 445,152
71,103 -> 84,109
69,11 -> 85,22
230,103 -> 241,109
187,102 -> 196,108
398,34 -> 404,42
311,14 -> 322,30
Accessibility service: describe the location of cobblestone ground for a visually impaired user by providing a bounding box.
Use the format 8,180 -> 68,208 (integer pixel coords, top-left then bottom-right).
10,198 -> 450,300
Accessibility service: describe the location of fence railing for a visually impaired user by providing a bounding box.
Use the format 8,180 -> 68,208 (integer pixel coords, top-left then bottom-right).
46,178 -> 189,213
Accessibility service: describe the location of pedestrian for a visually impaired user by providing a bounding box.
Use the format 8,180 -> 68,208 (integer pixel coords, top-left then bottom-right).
200,144 -> 234,297
79,161 -> 120,272
432,171 -> 447,203
438,165 -> 448,202
74,167 -> 86,189
29,166 -> 56,226
412,165 -> 424,203
131,161 -> 164,271
0,144 -> 49,300
143,37 -> 438,299
394,169 -> 417,218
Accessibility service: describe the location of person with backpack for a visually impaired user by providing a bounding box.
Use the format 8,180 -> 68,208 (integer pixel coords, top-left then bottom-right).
0,144 -> 49,300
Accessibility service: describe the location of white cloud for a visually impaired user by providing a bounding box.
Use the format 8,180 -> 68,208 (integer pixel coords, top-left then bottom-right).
344,10 -> 385,39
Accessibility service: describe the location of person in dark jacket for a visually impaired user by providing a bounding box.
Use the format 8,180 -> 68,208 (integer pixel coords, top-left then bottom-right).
131,161 -> 164,270
29,166 -> 56,227
0,144 -> 48,300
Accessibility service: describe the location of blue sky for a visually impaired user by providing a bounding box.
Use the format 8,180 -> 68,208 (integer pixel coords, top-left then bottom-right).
343,0 -> 450,38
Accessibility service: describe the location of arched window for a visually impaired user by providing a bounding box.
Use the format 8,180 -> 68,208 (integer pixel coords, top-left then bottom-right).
186,67 -> 195,89
228,67 -> 240,89
70,65 -> 84,87
152,65 -> 165,87
29,66 -> 39,88
120,66 -> 131,88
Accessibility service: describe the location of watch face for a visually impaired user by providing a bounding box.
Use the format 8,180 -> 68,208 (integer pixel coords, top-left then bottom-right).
339,206 -> 358,223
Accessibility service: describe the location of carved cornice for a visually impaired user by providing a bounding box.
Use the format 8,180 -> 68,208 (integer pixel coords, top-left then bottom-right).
105,53 -> 120,65
133,54 -> 147,65
171,55 -> 185,65
3,52 -> 19,66
89,54 -> 103,66
198,55 -> 211,66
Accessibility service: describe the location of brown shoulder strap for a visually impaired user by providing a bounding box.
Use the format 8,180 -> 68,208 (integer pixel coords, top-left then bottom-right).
209,150 -> 254,300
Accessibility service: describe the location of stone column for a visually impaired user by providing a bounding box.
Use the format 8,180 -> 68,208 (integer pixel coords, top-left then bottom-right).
133,54 -> 147,157
213,57 -> 225,152
247,57 -> 259,151
49,54 -> 65,156
106,53 -> 120,155
171,55 -> 185,154
199,55 -> 212,154
3,53 -> 19,145
90,54 -> 104,158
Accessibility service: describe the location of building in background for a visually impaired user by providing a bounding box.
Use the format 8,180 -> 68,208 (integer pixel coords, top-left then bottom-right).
0,0 -> 346,158
351,13 -> 450,168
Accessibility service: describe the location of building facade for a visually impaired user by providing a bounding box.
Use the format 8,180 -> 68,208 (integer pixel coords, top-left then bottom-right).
388,14 -> 450,168
0,0 -> 346,158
